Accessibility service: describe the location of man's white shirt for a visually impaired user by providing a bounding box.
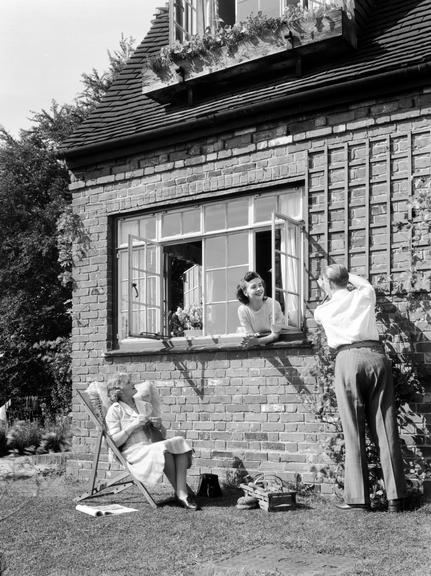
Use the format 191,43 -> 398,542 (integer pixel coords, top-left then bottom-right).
314,274 -> 379,349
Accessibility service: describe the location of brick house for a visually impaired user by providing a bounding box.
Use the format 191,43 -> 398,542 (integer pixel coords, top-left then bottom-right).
60,0 -> 431,492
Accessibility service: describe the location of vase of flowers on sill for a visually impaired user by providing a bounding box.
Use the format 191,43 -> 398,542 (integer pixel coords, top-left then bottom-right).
169,305 -> 203,337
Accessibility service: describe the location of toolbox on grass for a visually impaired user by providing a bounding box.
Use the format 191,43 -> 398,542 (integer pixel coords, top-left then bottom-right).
239,473 -> 297,512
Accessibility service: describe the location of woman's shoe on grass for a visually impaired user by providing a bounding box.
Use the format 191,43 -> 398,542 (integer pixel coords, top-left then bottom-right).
175,494 -> 201,511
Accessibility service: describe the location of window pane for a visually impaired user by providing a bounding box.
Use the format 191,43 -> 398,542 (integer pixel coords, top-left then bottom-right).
140,218 -> 156,240
280,190 -> 302,220
205,303 -> 226,334
254,195 -> 277,222
119,220 -> 139,245
227,199 -> 248,228
146,276 -> 158,305
135,245 -> 157,273
162,212 -> 181,236
287,293 -> 300,327
204,203 -> 225,231
206,269 -> 226,302
183,264 -> 202,307
261,0 -> 281,17
227,265 -> 248,298
228,301 -> 241,333
227,232 -> 248,266
205,236 -> 226,268
237,0 -> 259,21
183,209 -> 200,233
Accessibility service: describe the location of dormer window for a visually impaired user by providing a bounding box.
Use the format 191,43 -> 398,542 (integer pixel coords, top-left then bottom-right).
170,0 -> 343,43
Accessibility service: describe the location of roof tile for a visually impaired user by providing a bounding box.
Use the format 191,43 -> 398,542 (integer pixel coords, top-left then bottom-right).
61,0 -> 431,156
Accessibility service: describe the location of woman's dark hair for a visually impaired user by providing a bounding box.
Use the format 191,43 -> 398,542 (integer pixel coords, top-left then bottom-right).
236,271 -> 266,304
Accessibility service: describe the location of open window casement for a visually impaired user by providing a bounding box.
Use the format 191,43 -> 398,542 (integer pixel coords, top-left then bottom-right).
183,264 -> 202,308
271,212 -> 305,329
170,0 -> 218,43
127,235 -> 164,338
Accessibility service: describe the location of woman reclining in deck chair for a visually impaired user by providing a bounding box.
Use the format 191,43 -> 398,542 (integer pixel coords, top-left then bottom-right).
105,372 -> 200,511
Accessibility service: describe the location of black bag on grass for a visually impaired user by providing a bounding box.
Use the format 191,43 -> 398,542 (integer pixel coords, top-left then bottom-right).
197,473 -> 222,498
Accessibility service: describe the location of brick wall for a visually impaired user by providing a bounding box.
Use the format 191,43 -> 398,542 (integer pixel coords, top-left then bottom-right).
67,87 -> 431,492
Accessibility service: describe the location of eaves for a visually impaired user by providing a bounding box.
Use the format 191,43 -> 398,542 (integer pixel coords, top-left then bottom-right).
60,60 -> 431,170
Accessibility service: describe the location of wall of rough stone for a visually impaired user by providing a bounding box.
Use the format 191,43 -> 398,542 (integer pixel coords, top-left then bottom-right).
66,87 -> 431,492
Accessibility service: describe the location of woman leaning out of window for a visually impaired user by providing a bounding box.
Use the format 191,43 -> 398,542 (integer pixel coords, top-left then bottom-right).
236,271 -> 286,348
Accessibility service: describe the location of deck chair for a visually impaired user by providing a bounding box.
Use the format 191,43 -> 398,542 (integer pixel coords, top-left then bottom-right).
74,382 -> 158,508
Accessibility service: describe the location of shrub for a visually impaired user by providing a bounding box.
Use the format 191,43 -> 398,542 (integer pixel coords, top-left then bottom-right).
6,420 -> 42,455
0,425 -> 8,457
33,337 -> 72,419
39,416 -> 72,453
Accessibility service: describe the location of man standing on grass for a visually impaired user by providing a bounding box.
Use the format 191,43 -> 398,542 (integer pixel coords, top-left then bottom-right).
314,264 -> 406,512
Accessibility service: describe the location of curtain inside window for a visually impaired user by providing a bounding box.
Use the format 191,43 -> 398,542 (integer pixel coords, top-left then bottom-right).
279,193 -> 301,327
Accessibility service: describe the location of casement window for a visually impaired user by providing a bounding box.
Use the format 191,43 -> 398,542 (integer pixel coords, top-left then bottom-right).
170,0 -> 335,42
115,187 -> 304,344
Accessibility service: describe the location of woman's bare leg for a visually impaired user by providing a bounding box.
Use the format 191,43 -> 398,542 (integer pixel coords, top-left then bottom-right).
174,453 -> 188,499
163,452 -> 177,493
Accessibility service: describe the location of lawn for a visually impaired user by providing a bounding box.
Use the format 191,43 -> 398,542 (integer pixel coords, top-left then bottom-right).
1,474 -> 431,576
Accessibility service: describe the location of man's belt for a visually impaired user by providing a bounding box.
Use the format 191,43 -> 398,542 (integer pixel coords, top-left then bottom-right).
335,340 -> 383,356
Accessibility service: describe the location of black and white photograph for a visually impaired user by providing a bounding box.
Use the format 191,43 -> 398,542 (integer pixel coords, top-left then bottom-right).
1,1 -> 431,574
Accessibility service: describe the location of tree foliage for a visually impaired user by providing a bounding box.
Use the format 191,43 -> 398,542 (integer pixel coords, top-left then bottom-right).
28,34 -> 136,150
0,35 -> 136,416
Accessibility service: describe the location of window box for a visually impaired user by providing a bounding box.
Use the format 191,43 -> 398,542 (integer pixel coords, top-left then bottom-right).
142,8 -> 356,105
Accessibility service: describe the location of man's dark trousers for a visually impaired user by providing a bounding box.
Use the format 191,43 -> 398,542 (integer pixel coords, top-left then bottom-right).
334,346 -> 406,505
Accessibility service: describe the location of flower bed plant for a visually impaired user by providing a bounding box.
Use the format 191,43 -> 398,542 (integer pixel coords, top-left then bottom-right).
142,2 -> 354,93
3,416 -> 71,456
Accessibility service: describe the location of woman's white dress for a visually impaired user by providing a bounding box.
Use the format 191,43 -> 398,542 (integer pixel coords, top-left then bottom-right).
237,297 -> 287,334
105,397 -> 192,486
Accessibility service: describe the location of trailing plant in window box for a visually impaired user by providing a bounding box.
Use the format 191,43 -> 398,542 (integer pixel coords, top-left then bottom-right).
142,2 -> 353,91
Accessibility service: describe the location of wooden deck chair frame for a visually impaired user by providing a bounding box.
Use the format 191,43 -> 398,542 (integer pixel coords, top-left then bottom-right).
74,390 -> 158,508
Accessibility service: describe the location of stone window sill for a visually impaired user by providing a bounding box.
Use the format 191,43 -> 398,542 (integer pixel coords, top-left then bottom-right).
104,332 -> 311,358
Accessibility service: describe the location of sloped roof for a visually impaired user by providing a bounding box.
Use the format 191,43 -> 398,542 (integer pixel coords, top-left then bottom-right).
61,0 -> 431,158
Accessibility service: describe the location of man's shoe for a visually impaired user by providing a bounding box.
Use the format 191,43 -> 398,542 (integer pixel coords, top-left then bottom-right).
175,495 -> 201,511
388,498 -> 405,513
335,501 -> 369,511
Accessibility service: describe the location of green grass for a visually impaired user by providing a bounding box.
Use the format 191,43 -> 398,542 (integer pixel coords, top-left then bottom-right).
1,476 -> 431,576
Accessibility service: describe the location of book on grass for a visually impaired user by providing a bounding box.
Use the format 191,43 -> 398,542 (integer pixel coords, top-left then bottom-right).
75,503 -> 138,517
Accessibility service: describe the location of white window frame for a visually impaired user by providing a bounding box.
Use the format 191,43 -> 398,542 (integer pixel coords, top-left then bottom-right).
127,234 -> 163,338
117,190 -> 304,344
271,212 -> 305,329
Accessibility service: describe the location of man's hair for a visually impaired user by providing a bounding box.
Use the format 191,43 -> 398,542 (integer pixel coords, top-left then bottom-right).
236,271 -> 266,304
325,264 -> 349,288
